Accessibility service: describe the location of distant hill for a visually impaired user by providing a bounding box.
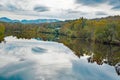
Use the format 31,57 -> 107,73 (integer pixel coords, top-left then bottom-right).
92,15 -> 120,20
0,17 -> 60,24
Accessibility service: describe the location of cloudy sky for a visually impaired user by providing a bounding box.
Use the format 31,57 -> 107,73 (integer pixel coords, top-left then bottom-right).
0,0 -> 120,20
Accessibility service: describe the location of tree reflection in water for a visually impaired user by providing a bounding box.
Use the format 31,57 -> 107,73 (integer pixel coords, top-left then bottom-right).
58,36 -> 120,76
2,33 -> 120,75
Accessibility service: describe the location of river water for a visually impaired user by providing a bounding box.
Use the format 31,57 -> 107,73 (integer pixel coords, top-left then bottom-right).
0,36 -> 120,80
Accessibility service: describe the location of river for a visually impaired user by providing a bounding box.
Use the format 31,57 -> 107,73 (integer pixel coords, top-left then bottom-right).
0,36 -> 120,80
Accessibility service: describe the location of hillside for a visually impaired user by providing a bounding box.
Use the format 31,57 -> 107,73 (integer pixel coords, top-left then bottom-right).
0,17 -> 60,24
0,15 -> 120,45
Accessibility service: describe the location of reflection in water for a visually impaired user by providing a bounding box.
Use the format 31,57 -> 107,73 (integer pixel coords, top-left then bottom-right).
31,33 -> 120,76
58,36 -> 120,66
0,36 -> 120,80
32,47 -> 47,54
115,63 -> 120,75
0,33 -> 120,79
0,35 -> 4,43
58,36 -> 120,76
8,33 -> 120,74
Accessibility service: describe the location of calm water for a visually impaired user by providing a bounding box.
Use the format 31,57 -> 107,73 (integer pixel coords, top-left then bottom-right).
0,35 -> 120,80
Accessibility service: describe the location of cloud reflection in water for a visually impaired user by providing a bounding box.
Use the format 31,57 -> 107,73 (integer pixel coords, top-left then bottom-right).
0,36 -> 119,80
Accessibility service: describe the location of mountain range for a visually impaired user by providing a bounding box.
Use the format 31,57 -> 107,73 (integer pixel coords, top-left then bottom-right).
0,17 -> 60,24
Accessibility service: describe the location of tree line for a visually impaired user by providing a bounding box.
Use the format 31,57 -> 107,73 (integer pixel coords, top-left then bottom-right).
60,16 -> 120,45
0,23 -> 5,42
0,15 -> 120,45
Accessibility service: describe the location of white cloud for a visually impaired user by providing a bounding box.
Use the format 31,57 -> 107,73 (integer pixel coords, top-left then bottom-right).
0,0 -> 120,20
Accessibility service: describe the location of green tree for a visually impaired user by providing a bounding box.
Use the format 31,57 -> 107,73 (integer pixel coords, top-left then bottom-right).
0,23 -> 5,41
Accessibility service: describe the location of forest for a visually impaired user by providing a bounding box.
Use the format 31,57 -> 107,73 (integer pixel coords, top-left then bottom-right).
0,15 -> 120,67
0,23 -> 5,42
0,15 -> 120,45
60,16 -> 120,45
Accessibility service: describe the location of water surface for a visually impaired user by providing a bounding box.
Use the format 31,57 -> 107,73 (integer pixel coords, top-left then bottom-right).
0,36 -> 120,80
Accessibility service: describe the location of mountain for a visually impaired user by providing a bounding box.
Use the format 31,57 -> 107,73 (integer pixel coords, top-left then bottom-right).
0,17 -> 13,23
0,17 -> 60,24
21,19 -> 60,24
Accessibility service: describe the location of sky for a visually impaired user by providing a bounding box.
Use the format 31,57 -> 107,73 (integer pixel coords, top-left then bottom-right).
0,0 -> 120,20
